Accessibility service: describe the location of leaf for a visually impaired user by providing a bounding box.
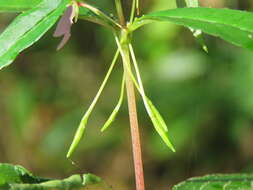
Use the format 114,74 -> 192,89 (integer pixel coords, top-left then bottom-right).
0,0 -> 70,70
0,0 -> 42,12
66,50 -> 120,158
0,163 -> 111,190
134,8 -> 253,51
172,174 -> 253,190
145,97 -> 175,151
146,98 -> 168,132
101,75 -> 125,132
0,163 -> 48,187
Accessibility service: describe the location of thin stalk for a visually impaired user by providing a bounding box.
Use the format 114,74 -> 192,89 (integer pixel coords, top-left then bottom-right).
130,0 -> 136,23
128,44 -> 148,103
136,0 -> 140,15
115,36 -> 140,92
114,0 -> 125,26
115,35 -> 146,190
78,2 -> 122,29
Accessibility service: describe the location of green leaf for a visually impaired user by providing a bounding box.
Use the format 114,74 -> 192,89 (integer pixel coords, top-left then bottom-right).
0,0 -> 42,12
146,98 -> 168,132
66,50 -> 120,158
134,8 -> 253,51
101,75 -> 125,132
172,174 -> 253,190
0,163 -> 110,190
0,0 -> 70,70
0,163 -> 48,187
145,97 -> 175,151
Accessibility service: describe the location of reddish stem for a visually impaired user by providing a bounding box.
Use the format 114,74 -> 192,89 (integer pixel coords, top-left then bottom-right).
125,70 -> 145,190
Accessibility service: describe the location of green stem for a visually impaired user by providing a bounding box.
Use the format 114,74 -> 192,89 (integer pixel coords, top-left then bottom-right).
114,0 -> 125,26
130,0 -> 136,23
78,2 -> 122,29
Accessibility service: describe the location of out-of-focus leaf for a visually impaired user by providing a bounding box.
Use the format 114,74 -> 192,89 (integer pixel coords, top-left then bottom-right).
0,164 -> 47,187
0,163 -> 110,190
172,174 -> 253,190
133,8 -> 253,51
0,0 -> 69,70
0,0 -> 42,12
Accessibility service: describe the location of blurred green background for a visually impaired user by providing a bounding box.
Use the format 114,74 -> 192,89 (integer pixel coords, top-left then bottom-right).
1,0 -> 253,189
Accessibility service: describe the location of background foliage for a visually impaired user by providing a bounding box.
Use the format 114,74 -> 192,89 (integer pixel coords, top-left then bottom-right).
0,0 -> 253,189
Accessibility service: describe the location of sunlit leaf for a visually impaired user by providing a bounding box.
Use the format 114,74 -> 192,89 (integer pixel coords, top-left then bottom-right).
134,8 -> 253,51
0,0 -> 42,12
0,0 -> 70,70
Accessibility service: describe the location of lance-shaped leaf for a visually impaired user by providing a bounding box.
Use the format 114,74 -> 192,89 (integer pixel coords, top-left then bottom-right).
133,8 -> 253,51
0,0 -> 42,12
0,0 -> 70,70
66,50 -> 120,158
172,174 -> 253,190
101,75 -> 125,132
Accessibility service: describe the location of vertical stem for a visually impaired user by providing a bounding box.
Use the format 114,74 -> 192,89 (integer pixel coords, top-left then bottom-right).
122,45 -> 145,190
130,0 -> 136,23
115,0 -> 125,26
